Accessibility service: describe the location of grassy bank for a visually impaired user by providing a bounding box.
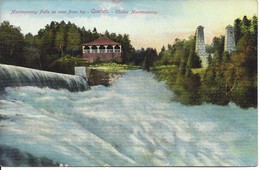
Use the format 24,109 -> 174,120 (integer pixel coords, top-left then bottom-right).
191,68 -> 206,80
152,65 -> 201,105
87,63 -> 140,86
152,64 -> 257,108
152,65 -> 178,83
88,63 -> 140,73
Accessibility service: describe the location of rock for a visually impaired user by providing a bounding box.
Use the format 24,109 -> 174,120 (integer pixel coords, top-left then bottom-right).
87,69 -> 124,86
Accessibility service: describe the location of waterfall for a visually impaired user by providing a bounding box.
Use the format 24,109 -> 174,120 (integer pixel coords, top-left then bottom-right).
0,64 -> 89,92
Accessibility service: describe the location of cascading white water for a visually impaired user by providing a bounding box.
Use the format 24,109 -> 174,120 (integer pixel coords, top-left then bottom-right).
0,64 -> 88,92
0,70 -> 257,166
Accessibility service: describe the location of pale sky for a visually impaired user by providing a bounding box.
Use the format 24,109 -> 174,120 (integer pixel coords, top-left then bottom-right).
0,0 -> 258,50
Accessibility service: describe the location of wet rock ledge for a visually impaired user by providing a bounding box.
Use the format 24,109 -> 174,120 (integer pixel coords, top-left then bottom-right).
87,68 -> 124,86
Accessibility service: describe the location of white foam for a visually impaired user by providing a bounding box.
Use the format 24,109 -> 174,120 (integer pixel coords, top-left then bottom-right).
0,70 -> 257,166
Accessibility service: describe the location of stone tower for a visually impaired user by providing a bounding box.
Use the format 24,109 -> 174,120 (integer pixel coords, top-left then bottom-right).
195,26 -> 207,67
224,25 -> 236,53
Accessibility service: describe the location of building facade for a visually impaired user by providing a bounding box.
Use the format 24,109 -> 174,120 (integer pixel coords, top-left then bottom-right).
82,37 -> 122,62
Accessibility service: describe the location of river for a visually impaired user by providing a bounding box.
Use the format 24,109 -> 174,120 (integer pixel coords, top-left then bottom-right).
0,70 -> 257,166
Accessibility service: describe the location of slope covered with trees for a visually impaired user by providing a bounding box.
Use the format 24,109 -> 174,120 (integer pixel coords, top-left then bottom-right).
202,15 -> 257,108
153,36 -> 202,105
153,15 -> 257,108
0,20 -> 135,74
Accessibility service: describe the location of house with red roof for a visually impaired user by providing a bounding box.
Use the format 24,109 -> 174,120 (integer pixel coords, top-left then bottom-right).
82,37 -> 122,62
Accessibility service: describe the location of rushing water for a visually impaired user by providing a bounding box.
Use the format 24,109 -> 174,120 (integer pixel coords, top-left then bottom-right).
0,64 -> 88,92
0,70 -> 257,166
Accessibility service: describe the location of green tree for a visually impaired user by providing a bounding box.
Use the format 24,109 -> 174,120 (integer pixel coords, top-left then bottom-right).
24,33 -> 42,69
201,15 -> 257,108
250,15 -> 257,36
187,36 -> 201,68
211,36 -> 224,63
222,51 -> 230,62
142,48 -> 157,71
52,55 -> 84,74
241,15 -> 251,35
158,45 -> 166,59
207,54 -> 213,65
172,39 -> 185,66
66,22 -> 81,55
0,21 -> 25,66
54,21 -> 66,56
234,18 -> 242,45
37,21 -> 58,71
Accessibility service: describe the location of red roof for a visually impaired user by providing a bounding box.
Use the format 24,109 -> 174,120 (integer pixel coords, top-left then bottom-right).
82,37 -> 120,46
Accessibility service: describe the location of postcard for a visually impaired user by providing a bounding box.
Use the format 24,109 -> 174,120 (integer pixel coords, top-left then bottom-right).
0,0 -> 258,167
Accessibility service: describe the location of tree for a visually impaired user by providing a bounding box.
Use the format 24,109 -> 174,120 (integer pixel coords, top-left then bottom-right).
211,36 -> 224,63
0,21 -> 25,66
54,20 -> 66,56
241,15 -> 251,35
234,18 -> 242,45
202,65 -> 230,105
93,27 -> 97,33
66,22 -> 81,55
24,33 -> 42,69
172,39 -> 185,66
161,52 -> 171,65
201,15 -> 257,108
142,48 -> 157,71
133,48 -> 146,66
152,15 -> 257,108
158,45 -> 165,59
115,34 -> 135,64
37,21 -> 58,71
250,16 -> 257,35
207,54 -> 213,65
222,51 -> 230,63
187,36 -> 201,68
52,55 -> 84,74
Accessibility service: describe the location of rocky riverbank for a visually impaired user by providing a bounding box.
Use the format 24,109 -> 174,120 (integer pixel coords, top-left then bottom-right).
87,68 -> 124,86
0,145 -> 60,166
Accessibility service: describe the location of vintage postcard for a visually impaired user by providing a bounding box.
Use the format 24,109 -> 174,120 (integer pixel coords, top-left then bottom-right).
0,0 -> 258,167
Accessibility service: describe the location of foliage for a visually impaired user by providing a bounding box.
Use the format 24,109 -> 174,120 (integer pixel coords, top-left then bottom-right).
52,55 -> 85,74
201,15 -> 257,108
154,36 -> 201,69
0,20 -> 136,74
192,68 -> 206,80
0,15 -> 257,108
211,36 -> 225,63
88,63 -> 139,73
142,48 -> 157,71
103,31 -> 135,64
153,15 -> 257,108
187,36 -> 202,68
0,21 -> 25,66
152,35 -> 203,105
153,65 -> 202,105
24,33 -> 42,69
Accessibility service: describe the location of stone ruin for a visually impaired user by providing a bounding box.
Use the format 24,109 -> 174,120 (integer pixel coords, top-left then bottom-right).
195,25 -> 236,67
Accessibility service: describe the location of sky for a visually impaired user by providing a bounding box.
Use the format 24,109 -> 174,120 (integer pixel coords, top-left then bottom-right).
0,0 -> 258,50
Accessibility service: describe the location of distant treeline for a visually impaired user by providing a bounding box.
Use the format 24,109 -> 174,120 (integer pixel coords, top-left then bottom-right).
0,20 -> 149,73
153,15 -> 257,108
